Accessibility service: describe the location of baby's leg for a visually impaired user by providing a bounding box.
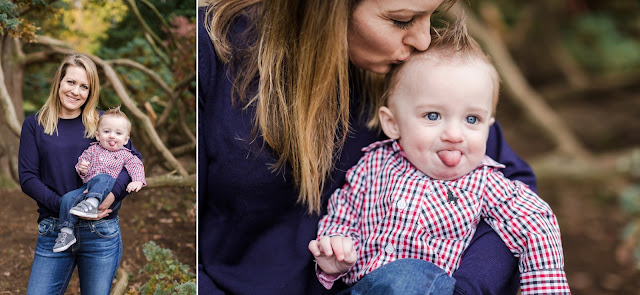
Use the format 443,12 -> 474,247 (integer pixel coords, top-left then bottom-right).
342,259 -> 455,295
54,187 -> 85,252
70,174 -> 116,218
59,187 -> 88,230
84,174 -> 116,203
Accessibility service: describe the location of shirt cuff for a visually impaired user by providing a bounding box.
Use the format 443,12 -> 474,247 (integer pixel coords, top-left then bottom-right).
520,269 -> 571,294
315,263 -> 346,290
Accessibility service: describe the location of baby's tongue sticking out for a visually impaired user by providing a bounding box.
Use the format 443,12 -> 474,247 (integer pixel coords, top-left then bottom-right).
437,150 -> 462,167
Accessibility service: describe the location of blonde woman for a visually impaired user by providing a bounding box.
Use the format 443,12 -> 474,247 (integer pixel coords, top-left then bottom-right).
198,0 -> 537,294
19,54 -> 141,294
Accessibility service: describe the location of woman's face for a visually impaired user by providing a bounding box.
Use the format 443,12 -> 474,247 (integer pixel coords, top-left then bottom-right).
58,65 -> 90,119
348,0 -> 445,74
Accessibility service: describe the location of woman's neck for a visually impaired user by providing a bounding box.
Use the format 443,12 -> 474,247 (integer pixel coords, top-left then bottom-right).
59,110 -> 81,119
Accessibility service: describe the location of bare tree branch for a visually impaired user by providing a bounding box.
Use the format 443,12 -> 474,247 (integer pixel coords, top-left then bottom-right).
108,59 -> 196,142
146,173 -> 195,188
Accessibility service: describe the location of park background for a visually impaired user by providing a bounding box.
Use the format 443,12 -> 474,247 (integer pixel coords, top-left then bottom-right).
1,0 -> 640,294
0,0 -> 196,294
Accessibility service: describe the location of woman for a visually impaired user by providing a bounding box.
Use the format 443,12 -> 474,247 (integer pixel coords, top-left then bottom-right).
198,0 -> 536,294
19,54 -> 140,294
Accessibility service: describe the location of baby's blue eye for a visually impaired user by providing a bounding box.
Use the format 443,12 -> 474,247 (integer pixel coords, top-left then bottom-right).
426,112 -> 440,121
466,116 -> 478,124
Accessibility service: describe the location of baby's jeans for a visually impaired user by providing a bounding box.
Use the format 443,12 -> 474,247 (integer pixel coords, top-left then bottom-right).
338,259 -> 455,295
58,174 -> 116,230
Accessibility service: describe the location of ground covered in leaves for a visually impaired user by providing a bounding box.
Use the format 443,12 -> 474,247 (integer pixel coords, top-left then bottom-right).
0,186 -> 195,294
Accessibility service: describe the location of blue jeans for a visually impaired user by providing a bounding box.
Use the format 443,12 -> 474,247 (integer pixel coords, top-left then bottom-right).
27,217 -> 122,295
59,174 -> 116,230
338,259 -> 455,295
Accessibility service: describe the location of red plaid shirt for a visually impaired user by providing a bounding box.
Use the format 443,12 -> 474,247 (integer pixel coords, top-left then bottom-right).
317,139 -> 569,294
76,142 -> 146,185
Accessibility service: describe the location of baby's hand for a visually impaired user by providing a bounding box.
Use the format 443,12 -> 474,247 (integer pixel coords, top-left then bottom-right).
126,181 -> 144,193
77,160 -> 90,175
308,236 -> 357,275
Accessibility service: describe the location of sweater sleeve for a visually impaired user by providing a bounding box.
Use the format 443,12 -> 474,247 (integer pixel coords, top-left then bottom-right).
111,140 -> 142,202
19,116 -> 62,212
485,121 -> 537,192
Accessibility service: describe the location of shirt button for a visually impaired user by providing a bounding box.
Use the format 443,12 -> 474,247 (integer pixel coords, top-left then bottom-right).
396,199 -> 407,209
384,244 -> 395,254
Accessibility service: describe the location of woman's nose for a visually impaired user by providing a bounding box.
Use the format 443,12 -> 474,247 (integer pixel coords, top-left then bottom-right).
404,22 -> 431,52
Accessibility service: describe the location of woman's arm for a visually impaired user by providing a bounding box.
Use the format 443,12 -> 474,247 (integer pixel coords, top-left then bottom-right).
452,121 -> 533,295
485,121 -> 537,192
18,116 -> 62,212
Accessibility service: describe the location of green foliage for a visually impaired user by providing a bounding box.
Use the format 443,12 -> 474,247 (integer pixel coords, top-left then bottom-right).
619,150 -> 640,270
563,13 -> 640,73
135,241 -> 196,295
0,0 -> 40,40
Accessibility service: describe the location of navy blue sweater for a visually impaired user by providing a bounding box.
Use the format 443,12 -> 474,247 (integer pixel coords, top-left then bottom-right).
19,113 -> 139,223
198,7 -> 536,295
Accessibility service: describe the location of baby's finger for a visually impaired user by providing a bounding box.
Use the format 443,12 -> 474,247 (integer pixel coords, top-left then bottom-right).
343,240 -> 357,264
317,236 -> 333,256
330,237 -> 346,261
341,237 -> 353,259
308,240 -> 321,257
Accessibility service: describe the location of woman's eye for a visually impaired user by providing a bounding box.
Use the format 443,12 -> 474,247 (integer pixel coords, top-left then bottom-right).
466,115 -> 478,124
393,18 -> 416,30
81,85 -> 89,90
425,112 -> 440,121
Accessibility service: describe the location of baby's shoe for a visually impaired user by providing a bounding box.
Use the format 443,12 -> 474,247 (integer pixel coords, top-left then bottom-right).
53,231 -> 76,252
69,200 -> 98,218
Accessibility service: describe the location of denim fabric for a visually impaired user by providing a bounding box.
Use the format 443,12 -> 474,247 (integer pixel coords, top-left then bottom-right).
58,174 -> 116,230
84,174 -> 116,201
27,217 -> 122,295
338,259 -> 455,295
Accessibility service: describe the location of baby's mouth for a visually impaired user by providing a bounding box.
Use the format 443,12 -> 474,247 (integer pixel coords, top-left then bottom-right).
437,150 -> 462,167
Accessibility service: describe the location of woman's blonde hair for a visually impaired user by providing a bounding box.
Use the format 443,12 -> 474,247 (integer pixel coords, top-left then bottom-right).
37,54 -> 100,138
205,0 -> 454,214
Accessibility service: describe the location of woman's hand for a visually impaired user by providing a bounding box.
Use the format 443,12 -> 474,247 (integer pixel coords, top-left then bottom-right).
309,236 -> 357,275
79,192 -> 114,220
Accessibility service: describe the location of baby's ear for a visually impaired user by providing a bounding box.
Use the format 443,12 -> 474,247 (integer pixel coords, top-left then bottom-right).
489,117 -> 495,126
379,106 -> 400,139
125,135 -> 130,145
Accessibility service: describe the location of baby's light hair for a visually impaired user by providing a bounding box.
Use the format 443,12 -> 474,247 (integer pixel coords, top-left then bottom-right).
98,105 -> 132,134
382,17 -> 500,115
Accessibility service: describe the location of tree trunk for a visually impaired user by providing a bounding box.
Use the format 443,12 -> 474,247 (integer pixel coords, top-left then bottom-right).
0,36 -> 25,187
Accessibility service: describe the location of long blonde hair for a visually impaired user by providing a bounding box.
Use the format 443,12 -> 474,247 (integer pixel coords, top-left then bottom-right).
37,54 -> 100,138
204,0 -> 454,214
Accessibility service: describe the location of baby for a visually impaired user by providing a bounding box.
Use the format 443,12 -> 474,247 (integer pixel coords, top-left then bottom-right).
310,20 -> 570,294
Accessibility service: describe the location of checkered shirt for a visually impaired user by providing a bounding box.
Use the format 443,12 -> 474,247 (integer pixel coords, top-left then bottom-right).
317,139 -> 569,294
76,142 -> 146,185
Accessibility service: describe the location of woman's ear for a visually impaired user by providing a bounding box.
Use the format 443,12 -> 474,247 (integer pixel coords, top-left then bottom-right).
379,106 -> 400,139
